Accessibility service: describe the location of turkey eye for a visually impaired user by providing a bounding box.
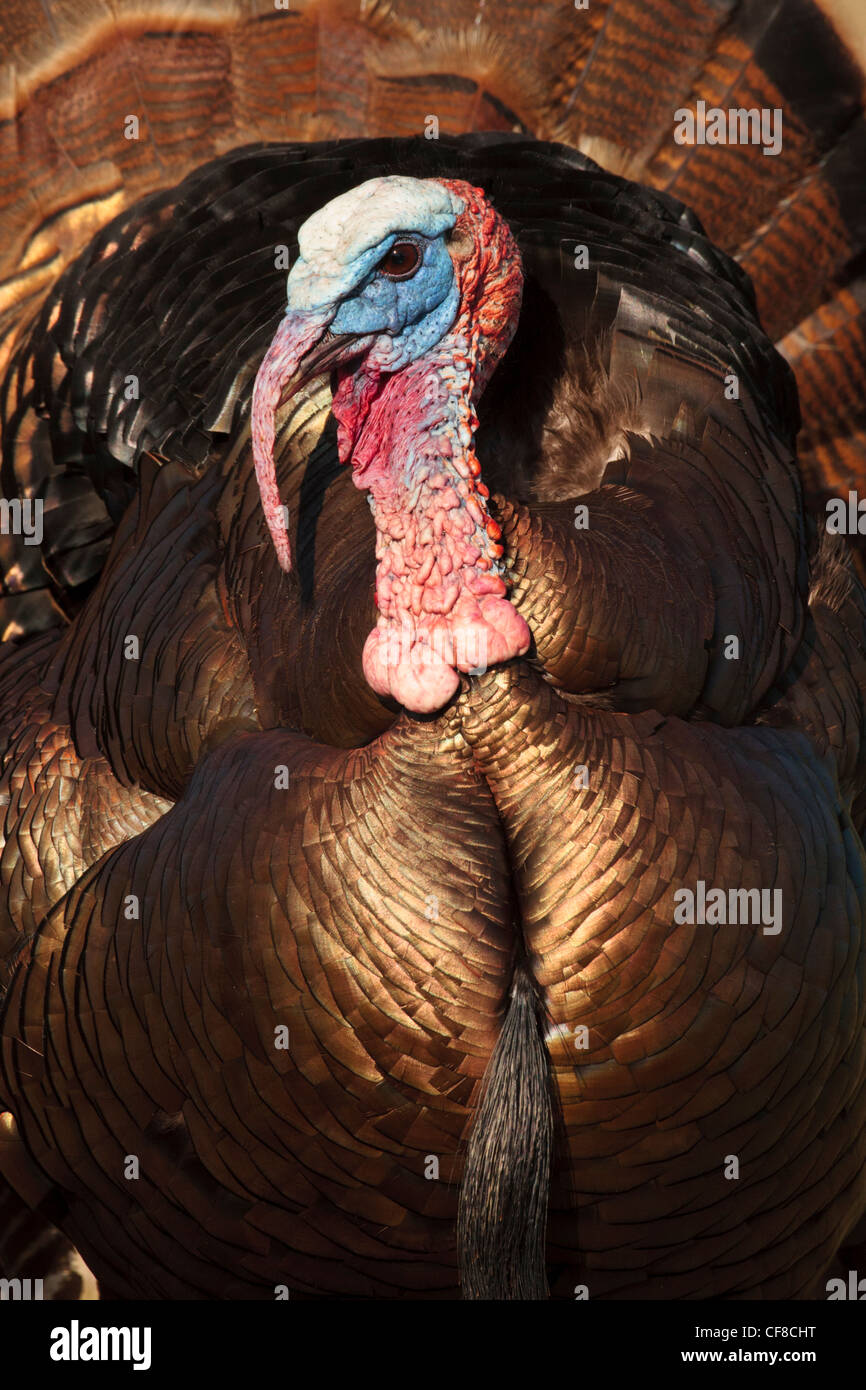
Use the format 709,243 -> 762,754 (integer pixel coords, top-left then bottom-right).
379,241 -> 421,279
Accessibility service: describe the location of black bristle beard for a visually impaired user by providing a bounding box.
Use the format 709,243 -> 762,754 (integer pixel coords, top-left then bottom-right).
457,960 -> 554,1300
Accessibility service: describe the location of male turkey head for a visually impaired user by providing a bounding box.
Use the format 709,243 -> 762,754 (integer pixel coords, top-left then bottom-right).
252,174 -> 530,714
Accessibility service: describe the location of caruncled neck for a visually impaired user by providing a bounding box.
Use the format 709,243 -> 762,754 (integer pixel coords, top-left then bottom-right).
332,330 -> 530,713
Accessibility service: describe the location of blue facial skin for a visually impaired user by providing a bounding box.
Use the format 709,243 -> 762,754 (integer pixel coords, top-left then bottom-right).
309,233 -> 460,371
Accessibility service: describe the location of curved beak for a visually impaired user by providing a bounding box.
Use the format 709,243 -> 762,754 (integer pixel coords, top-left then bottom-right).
251,308 -> 361,573
288,330 -> 362,399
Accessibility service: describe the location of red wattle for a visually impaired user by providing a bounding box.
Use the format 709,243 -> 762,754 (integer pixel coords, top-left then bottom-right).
341,349 -> 530,714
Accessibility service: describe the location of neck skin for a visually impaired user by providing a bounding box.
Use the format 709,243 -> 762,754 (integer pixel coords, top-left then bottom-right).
331,323 -> 530,713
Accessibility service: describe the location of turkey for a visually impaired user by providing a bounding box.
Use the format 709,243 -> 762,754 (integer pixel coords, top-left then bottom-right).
1,0 -> 866,1302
